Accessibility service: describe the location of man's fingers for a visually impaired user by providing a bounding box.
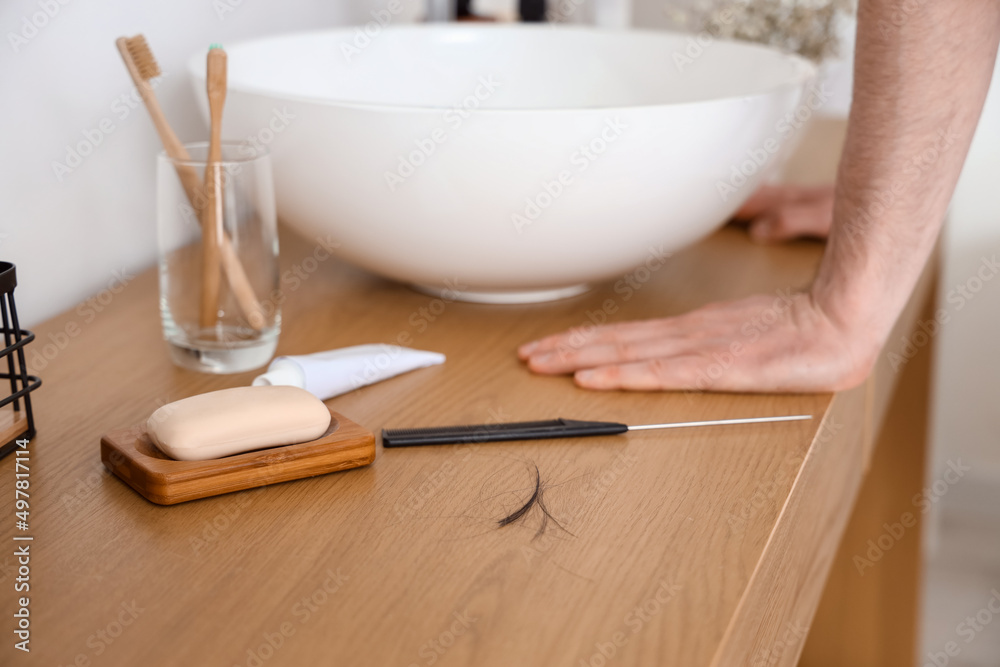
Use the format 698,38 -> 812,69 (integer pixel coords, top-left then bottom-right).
518,308 -> 737,360
734,184 -> 835,241
734,184 -> 830,218
572,351 -> 823,393
573,357 -> 706,391
518,319 -> 673,359
515,290 -> 868,393
518,301 -> 768,361
526,335 -> 713,374
733,185 -> 787,220
748,197 -> 835,243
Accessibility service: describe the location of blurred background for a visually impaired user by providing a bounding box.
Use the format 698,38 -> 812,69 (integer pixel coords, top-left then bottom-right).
1,1 -> 997,663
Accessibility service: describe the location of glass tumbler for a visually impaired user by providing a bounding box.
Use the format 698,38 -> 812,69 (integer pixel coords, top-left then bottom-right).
156,142 -> 279,373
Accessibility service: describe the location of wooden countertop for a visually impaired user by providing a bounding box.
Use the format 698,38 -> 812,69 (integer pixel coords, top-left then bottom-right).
1,119 -> 932,666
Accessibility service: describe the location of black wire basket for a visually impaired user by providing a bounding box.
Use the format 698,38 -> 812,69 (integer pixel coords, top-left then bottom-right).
0,262 -> 40,459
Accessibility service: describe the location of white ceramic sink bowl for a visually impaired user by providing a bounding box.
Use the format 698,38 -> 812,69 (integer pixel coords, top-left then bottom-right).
191,26 -> 815,303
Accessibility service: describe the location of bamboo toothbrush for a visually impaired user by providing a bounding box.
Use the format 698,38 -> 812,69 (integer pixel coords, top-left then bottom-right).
116,36 -> 266,331
201,44 -> 227,331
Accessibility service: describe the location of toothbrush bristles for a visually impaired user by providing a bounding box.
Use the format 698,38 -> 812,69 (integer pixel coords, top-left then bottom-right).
124,35 -> 161,81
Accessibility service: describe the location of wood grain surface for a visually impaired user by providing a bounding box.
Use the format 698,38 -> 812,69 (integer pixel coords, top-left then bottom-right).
0,119 -> 932,666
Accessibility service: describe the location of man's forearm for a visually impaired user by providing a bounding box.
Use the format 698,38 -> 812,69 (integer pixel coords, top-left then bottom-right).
811,0 -> 1000,364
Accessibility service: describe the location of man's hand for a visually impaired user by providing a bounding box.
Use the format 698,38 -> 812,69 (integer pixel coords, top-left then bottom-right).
517,292 -> 874,393
733,184 -> 835,243
518,183 -> 843,392
518,0 -> 1000,394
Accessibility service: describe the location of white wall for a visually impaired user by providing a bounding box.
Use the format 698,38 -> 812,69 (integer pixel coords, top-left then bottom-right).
0,0 -> 419,327
933,58 -> 1000,483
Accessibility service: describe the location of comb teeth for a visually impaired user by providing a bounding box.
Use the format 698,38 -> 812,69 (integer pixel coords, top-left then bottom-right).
124,35 -> 161,81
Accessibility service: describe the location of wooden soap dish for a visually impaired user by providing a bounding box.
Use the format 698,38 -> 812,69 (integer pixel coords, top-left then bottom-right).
101,408 -> 375,505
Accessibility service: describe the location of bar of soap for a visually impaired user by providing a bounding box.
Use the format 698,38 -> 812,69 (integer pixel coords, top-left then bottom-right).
147,386 -> 332,461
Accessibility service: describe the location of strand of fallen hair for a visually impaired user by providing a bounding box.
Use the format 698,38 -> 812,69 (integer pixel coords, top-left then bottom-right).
535,484 -> 574,538
498,465 -> 540,528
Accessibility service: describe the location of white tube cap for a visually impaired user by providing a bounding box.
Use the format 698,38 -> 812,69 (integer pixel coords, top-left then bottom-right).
252,364 -> 304,388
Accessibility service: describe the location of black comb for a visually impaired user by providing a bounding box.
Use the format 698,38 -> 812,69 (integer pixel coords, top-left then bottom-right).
381,418 -> 629,447
381,414 -> 813,447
